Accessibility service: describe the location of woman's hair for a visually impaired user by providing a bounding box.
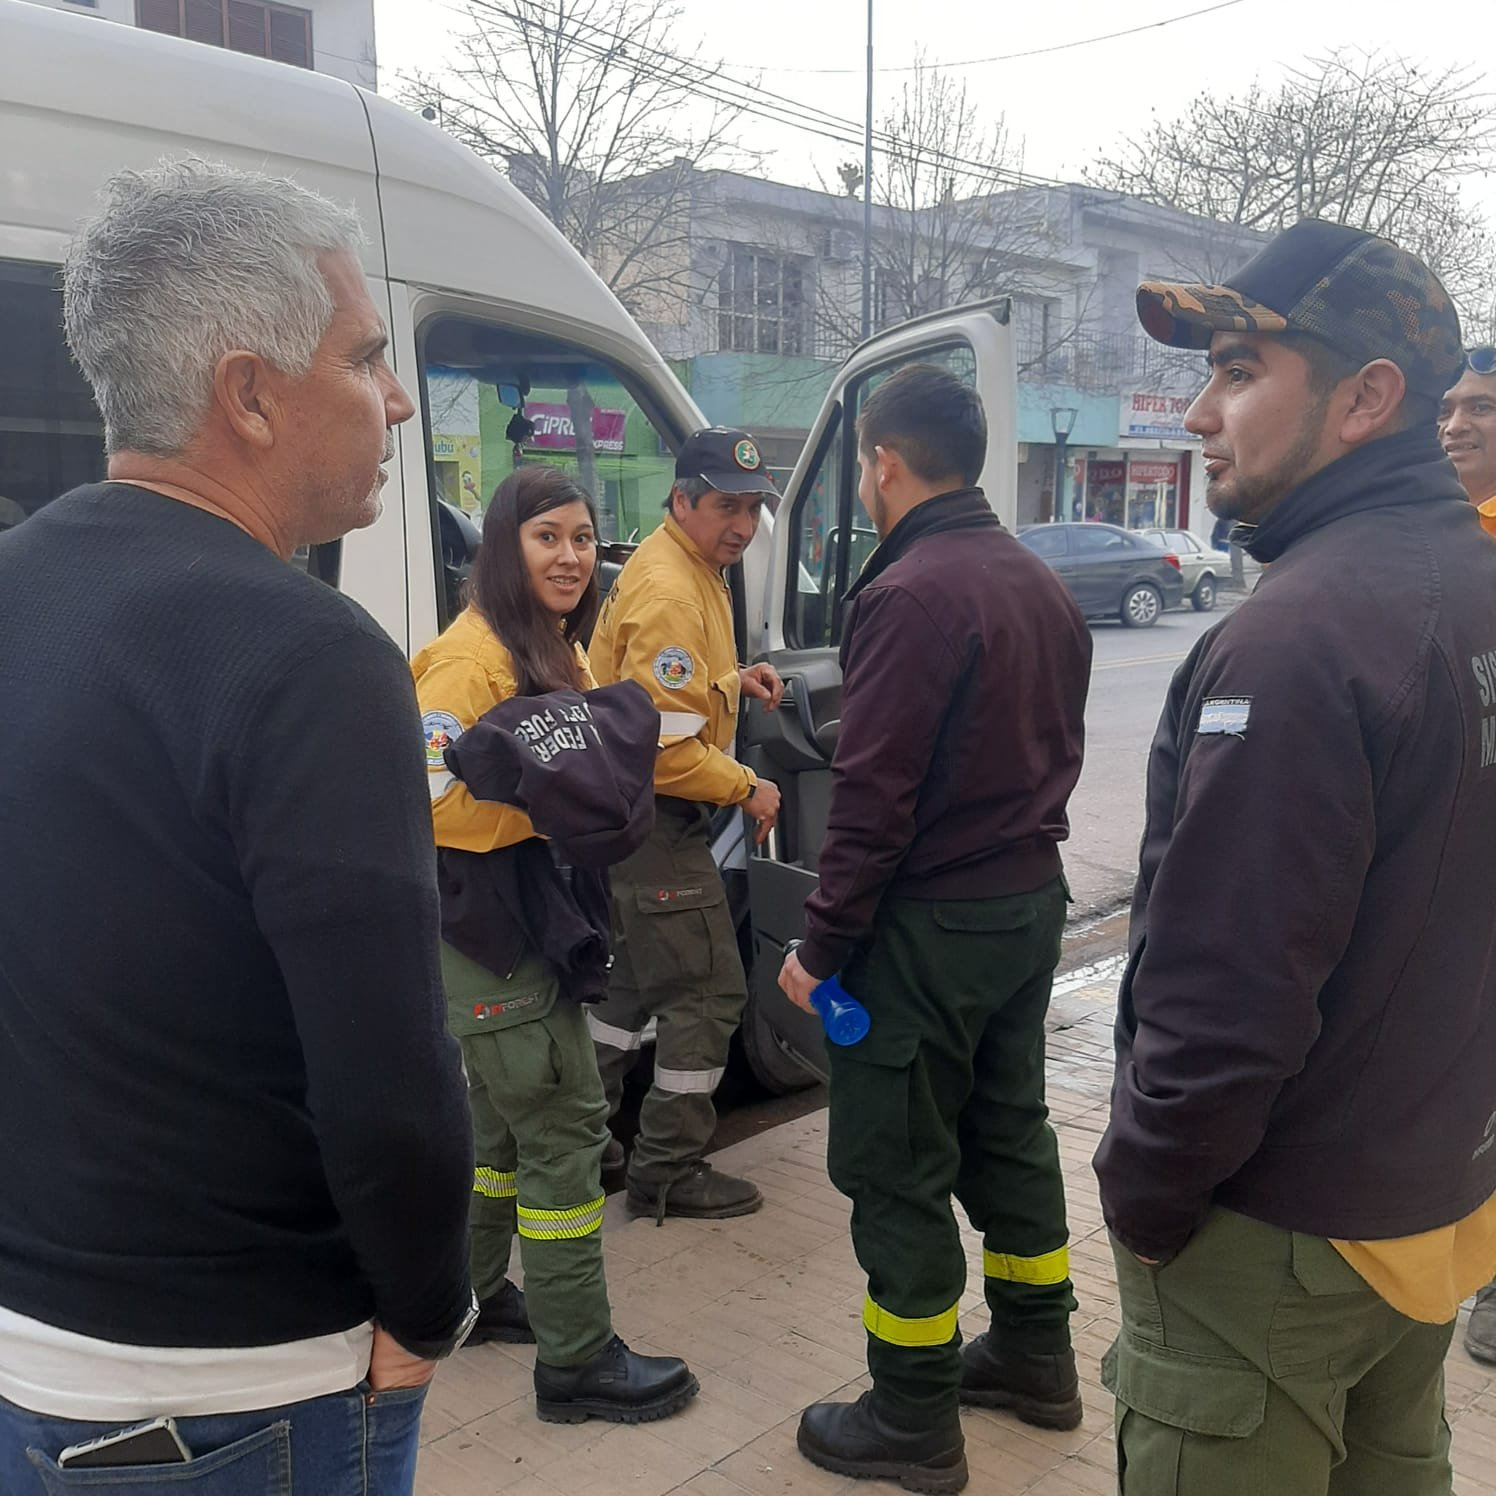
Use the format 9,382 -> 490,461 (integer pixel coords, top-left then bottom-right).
468,465 -> 600,697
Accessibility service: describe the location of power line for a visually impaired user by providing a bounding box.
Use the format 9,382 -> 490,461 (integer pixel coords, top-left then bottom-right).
757,0 -> 1247,77
444,0 -> 1075,193
439,11 -> 887,160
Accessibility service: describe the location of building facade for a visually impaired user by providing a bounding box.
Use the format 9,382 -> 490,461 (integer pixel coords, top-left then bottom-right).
599,168 -> 1265,533
21,0 -> 378,89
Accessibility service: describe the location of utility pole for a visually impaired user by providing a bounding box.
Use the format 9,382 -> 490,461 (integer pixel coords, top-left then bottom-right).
861,0 -> 873,342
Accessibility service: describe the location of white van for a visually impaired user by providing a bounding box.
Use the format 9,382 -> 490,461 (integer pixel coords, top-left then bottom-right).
1,0 -> 1017,1089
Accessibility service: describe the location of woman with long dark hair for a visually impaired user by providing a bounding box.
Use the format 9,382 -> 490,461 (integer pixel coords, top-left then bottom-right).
412,466 -> 696,1424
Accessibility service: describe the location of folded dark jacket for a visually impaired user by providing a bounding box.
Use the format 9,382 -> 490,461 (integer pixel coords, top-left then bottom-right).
445,681 -> 657,868
437,841 -> 611,1005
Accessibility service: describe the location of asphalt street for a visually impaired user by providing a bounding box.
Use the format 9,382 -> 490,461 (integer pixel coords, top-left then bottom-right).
1062,596 -> 1241,923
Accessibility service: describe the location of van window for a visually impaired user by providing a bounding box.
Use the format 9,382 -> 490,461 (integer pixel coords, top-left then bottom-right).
0,258 -> 338,583
418,318 -> 679,625
0,261 -> 107,532
785,342 -> 977,649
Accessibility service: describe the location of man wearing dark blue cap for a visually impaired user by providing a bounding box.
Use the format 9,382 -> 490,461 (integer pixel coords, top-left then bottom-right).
1095,220 -> 1496,1490
588,429 -> 785,1222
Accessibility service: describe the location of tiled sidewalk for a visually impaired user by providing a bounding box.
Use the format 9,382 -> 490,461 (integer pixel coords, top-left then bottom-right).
415,970 -> 1496,1495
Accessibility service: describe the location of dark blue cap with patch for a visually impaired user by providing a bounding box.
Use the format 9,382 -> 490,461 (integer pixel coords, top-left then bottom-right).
676,427 -> 778,496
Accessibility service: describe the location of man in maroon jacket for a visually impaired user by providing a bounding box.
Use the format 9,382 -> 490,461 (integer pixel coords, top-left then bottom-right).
779,364 -> 1092,1492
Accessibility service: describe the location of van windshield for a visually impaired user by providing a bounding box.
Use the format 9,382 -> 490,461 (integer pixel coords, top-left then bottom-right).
419,318 -> 679,554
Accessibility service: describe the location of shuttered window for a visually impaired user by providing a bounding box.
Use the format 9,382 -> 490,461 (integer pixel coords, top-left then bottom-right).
136,1 -> 313,70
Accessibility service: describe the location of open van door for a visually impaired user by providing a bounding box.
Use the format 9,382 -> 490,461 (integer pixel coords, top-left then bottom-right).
736,299 -> 1017,1090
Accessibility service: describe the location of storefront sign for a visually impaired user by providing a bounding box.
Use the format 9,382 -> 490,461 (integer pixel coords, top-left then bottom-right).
1129,460 -> 1180,485
1088,461 -> 1126,486
527,403 -> 627,454
1120,389 -> 1193,442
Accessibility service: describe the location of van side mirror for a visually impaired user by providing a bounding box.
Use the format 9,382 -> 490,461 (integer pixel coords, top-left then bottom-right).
436,501 -> 482,621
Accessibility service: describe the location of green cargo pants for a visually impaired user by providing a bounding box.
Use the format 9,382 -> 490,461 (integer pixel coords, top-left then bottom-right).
1105,1208 -> 1455,1495
826,880 -> 1077,1428
442,943 -> 614,1369
589,799 -> 748,1188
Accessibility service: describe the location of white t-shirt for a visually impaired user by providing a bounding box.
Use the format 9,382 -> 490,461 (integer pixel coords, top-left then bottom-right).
0,1304 -> 375,1420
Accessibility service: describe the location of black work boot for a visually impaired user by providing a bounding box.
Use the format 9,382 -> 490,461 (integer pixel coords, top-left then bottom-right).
797,1392 -> 968,1494
602,1135 -> 626,1174
959,1332 -> 1083,1430
533,1335 -> 699,1424
625,1160 -> 763,1225
467,1280 -> 535,1346
1466,1283 -> 1496,1365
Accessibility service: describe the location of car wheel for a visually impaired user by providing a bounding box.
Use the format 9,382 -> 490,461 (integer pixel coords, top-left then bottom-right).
1192,575 -> 1217,612
741,992 -> 822,1095
1121,582 -> 1163,628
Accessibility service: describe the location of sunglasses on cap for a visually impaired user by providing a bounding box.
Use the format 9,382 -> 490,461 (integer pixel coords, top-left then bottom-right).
1468,347 -> 1496,375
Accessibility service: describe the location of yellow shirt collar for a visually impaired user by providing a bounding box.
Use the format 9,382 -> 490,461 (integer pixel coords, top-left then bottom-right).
662,512 -> 723,578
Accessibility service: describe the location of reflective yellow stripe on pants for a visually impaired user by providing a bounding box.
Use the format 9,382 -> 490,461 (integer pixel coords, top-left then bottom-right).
862,1294 -> 961,1348
517,1195 -> 606,1241
474,1167 -> 518,1199
983,1245 -> 1070,1285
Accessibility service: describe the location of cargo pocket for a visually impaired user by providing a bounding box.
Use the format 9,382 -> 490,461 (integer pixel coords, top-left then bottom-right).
934,890 -> 1060,972
1268,1232 -> 1375,1379
629,883 -> 725,985
826,1030 -> 920,1197
932,900 -> 1038,935
1103,1333 -> 1267,1494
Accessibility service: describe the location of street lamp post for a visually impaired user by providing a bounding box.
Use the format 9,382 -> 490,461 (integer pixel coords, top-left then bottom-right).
1052,406 -> 1078,522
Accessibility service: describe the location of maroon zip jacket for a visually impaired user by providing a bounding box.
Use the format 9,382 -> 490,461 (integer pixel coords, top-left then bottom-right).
798,489 -> 1091,981
1095,429 -> 1496,1263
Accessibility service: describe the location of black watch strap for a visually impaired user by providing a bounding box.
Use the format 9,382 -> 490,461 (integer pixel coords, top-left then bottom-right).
395,1291 -> 480,1362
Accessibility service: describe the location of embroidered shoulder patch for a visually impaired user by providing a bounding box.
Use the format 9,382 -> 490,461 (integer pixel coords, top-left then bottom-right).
653,646 -> 695,691
1198,697 -> 1251,736
422,710 -> 464,768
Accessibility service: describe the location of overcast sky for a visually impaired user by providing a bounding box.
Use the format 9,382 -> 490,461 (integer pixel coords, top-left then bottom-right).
374,0 -> 1496,216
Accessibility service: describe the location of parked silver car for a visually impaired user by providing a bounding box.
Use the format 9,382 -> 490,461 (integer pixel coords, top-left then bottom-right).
1139,528 -> 1223,612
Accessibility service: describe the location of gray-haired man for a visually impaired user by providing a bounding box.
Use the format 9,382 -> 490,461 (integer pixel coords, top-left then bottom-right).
0,161 -> 474,1493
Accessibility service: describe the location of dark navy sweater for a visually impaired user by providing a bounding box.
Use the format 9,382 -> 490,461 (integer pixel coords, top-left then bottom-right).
0,484 -> 472,1349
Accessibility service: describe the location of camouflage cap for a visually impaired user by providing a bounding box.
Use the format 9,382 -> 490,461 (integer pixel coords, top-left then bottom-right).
1136,219 -> 1464,402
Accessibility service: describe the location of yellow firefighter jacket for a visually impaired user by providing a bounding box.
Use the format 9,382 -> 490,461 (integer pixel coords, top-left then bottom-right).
590,514 -> 754,807
412,604 -> 596,853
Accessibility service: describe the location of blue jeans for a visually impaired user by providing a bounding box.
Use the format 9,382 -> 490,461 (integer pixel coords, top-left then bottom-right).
0,1382 -> 426,1495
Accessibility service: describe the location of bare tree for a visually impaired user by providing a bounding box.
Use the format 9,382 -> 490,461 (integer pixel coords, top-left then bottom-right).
1087,49 -> 1496,323
808,62 -> 1085,366
402,0 -> 748,327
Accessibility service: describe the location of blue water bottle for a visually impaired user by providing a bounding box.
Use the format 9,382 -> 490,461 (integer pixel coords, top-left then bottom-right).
785,941 -> 871,1047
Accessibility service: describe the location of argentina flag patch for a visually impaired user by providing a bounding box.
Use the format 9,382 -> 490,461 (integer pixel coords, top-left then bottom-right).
1198,697 -> 1251,736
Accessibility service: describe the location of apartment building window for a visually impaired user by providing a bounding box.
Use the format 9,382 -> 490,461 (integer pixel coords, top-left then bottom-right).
137,0 -> 314,70
872,266 -> 906,333
718,249 -> 807,356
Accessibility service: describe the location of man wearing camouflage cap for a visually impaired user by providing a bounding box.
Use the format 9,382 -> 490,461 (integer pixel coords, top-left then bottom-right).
1094,219 -> 1496,1491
